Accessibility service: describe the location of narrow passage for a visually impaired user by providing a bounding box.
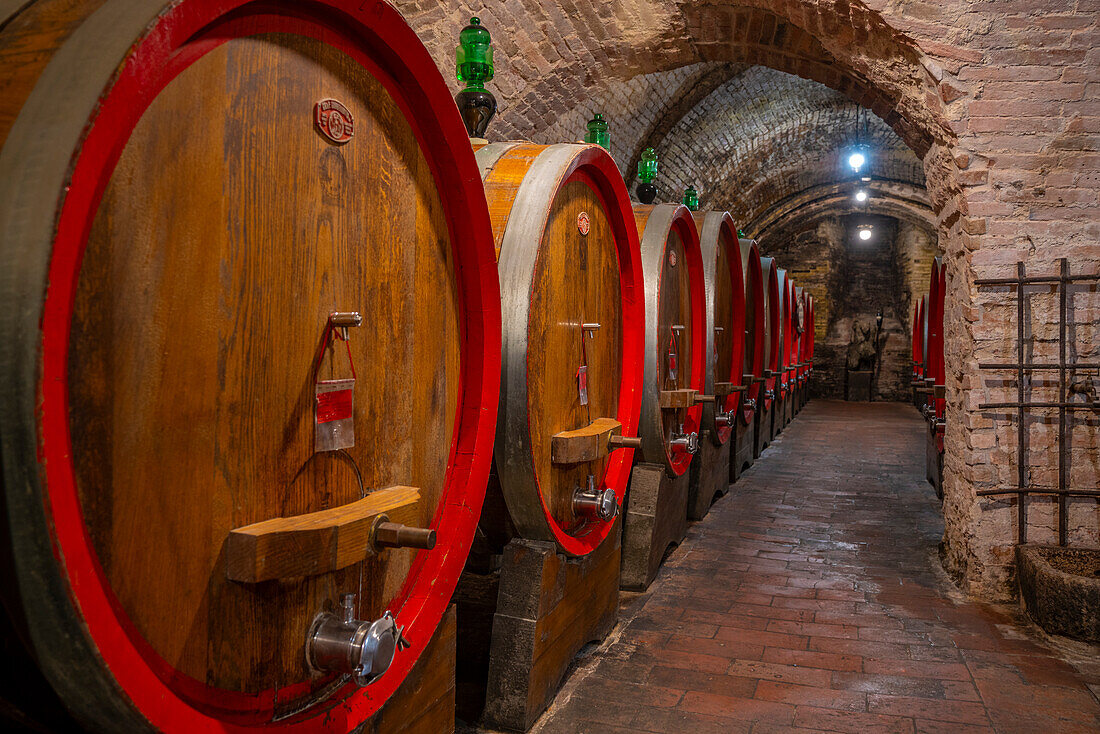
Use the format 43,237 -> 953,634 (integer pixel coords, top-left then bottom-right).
530,401 -> 1100,734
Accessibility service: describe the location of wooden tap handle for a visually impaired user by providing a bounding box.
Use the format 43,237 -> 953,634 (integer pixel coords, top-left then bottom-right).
608,434 -> 643,450
694,394 -> 716,404
373,520 -> 436,551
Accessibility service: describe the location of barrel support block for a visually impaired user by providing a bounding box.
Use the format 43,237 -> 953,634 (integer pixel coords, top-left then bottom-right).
687,430 -> 732,521
621,463 -> 690,591
481,526 -> 621,732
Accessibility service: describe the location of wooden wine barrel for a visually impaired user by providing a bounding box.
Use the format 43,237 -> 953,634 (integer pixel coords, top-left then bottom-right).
776,268 -> 792,404
759,257 -> 781,413
921,293 -> 931,383
0,1 -> 501,730
794,286 -> 806,397
912,296 -> 926,381
738,238 -> 765,427
929,258 -> 947,433
804,292 -> 816,387
474,141 -> 645,557
633,204 -> 706,476
692,211 -> 747,447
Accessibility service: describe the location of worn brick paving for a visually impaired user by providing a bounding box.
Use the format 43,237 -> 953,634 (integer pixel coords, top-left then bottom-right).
522,401 -> 1100,734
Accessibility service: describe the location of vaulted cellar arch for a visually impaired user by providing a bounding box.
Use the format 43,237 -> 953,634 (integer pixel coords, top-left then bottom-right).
395,0 -> 1097,597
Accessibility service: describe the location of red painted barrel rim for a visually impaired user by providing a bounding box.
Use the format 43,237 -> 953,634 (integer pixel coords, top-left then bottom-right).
34,0 -> 500,729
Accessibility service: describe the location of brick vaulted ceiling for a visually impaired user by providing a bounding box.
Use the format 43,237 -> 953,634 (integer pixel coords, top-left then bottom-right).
396,0 -> 941,236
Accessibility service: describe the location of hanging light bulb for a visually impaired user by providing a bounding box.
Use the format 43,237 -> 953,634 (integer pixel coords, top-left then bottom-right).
857,224 -> 873,241
848,151 -> 866,171
855,190 -> 868,203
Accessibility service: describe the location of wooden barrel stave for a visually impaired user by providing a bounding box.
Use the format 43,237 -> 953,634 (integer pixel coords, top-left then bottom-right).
476,142 -> 644,557
693,211 -> 746,446
633,204 -> 706,476
0,1 -> 500,729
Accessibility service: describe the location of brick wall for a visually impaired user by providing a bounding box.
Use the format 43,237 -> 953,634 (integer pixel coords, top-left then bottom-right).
393,0 -> 1100,601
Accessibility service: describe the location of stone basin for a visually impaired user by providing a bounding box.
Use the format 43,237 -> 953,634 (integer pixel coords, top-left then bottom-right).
1017,544 -> 1100,643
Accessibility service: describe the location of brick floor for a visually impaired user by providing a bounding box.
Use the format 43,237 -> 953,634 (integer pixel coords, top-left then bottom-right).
498,401 -> 1100,734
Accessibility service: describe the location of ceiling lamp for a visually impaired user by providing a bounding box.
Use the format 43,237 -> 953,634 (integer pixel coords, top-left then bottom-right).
848,151 -> 866,171
855,190 -> 868,203
857,224 -> 873,241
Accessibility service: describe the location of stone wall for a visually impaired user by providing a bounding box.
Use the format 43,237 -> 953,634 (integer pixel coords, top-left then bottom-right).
759,215 -> 937,401
393,0 -> 1100,600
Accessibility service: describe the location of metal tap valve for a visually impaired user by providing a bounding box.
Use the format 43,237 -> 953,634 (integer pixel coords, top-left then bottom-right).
744,398 -> 757,411
573,474 -> 618,521
764,389 -> 775,400
669,424 -> 699,455
307,594 -> 409,687
714,409 -> 732,428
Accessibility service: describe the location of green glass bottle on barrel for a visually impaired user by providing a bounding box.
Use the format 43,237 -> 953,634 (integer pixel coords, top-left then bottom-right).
584,113 -> 610,151
455,17 -> 496,138
637,148 -> 658,204
682,185 -> 699,211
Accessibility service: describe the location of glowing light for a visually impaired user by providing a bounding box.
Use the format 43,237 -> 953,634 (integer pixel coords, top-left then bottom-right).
861,176 -> 871,182
859,228 -> 872,241
848,152 -> 865,171
855,190 -> 868,202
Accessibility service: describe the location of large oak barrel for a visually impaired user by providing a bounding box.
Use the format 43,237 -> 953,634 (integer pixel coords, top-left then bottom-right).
759,257 -> 781,413
776,268 -> 792,403
633,204 -> 706,476
928,258 -> 947,439
912,296 -> 926,382
692,211 -> 747,446
794,286 -> 806,394
475,142 -> 645,556
0,1 -> 501,729
804,292 -> 816,384
738,239 -> 765,427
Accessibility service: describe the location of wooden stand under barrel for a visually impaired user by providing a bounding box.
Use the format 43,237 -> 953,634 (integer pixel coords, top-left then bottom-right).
0,4 -> 501,731
455,141 -> 644,730
686,211 -> 746,520
479,523 -> 621,732
755,258 -> 781,457
732,238 -> 765,481
622,204 -> 705,591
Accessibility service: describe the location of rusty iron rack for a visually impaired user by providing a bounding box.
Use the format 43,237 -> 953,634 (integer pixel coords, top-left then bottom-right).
974,259 -> 1100,547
